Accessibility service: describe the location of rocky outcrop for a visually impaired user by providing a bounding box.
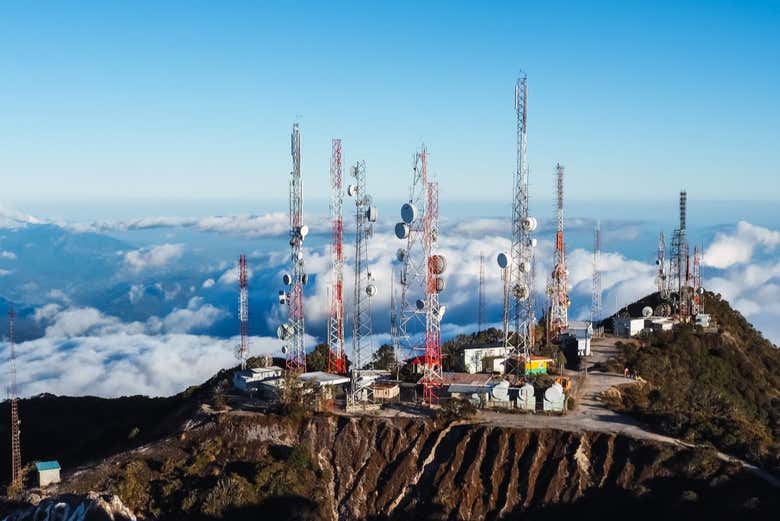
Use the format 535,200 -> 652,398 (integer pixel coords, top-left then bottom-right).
0,492 -> 136,521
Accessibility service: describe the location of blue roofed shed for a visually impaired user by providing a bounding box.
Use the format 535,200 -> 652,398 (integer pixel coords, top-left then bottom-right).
35,460 -> 61,487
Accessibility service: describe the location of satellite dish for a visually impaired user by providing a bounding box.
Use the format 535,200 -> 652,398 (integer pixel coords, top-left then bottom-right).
530,238 -> 538,248
436,305 -> 447,320
347,184 -> 357,197
492,380 -> 510,402
396,248 -> 407,262
522,217 -> 538,232
301,273 -> 309,285
655,259 -> 661,266
366,284 -> 377,297
367,206 -> 378,223
276,325 -> 286,339
282,273 -> 292,285
416,299 -> 425,310
401,203 -> 417,224
514,284 -> 529,301
642,306 -> 653,318
697,287 -> 705,295
281,345 -> 288,354
545,383 -> 564,403
395,222 -> 410,240
497,252 -> 509,269
278,291 -> 287,304
431,254 -> 447,275
299,225 -> 309,238
520,260 -> 531,273
435,277 -> 446,293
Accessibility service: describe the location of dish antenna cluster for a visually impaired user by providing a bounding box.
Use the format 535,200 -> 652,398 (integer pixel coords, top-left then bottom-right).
394,145 -> 446,404
348,160 -> 379,406
498,73 -> 537,370
277,123 -> 307,373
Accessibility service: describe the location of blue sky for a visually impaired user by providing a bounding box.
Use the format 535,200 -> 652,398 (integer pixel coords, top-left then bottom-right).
1,1 -> 779,213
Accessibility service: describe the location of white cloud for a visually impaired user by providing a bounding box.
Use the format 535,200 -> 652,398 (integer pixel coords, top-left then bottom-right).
0,250 -> 16,260
704,221 -> 780,269
0,269 -> 11,277
161,297 -> 226,333
124,243 -> 184,271
128,284 -> 144,304
218,264 -> 254,286
202,278 -> 216,289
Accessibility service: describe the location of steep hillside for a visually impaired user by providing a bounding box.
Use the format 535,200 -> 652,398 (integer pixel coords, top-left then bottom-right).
605,291 -> 780,472
42,413 -> 778,520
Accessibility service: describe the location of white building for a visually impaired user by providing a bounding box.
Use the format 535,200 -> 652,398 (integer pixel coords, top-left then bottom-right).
233,366 -> 284,392
35,461 -> 61,487
695,313 -> 711,328
565,320 -> 593,356
647,317 -> 674,332
613,317 -> 646,337
460,344 -> 508,374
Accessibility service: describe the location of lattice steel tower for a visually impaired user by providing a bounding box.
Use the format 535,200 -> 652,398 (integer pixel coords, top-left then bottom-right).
279,123 -> 307,373
8,307 -> 21,489
421,180 -> 444,404
670,190 -> 690,318
478,252 -> 486,332
348,160 -> 378,404
500,74 -> 537,368
548,163 -> 569,340
237,254 -> 249,370
591,221 -> 602,323
328,139 -> 347,375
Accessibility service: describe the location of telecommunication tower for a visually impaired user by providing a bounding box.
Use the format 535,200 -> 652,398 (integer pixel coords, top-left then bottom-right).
692,245 -> 703,315
548,163 -> 569,340
656,231 -> 670,299
478,252 -> 486,332
8,307 -> 22,489
348,161 -> 378,404
591,221 -> 602,323
670,190 -> 690,318
328,139 -> 347,375
277,123 -> 307,373
498,74 -> 537,372
394,146 -> 446,404
237,254 -> 249,370
421,180 -> 444,404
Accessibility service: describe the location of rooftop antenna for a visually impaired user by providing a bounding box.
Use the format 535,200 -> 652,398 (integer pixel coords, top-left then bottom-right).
478,252 -> 485,332
548,163 -> 569,340
8,307 -> 22,489
237,254 -> 249,370
327,139 -> 347,375
348,161 -> 378,406
591,221 -> 602,324
277,123 -> 307,374
498,73 -> 537,375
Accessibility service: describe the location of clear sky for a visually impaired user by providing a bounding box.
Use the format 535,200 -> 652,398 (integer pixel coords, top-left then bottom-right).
1,1 -> 778,210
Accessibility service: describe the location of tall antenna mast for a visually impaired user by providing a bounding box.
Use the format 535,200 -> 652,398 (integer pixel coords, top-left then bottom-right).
591,221 -> 602,323
8,307 -> 22,489
237,255 -> 249,370
421,179 -> 444,404
348,161 -> 378,405
656,231 -> 670,300
478,252 -> 486,332
327,139 -> 347,375
548,163 -> 569,340
278,123 -> 307,373
395,146 -> 430,367
390,269 -> 400,380
692,245 -> 703,315
670,190 -> 689,319
499,73 -> 537,372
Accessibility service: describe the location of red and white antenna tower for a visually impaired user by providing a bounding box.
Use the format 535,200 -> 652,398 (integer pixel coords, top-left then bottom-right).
237,254 -> 249,370
394,146 -> 445,404
548,163 -> 569,340
422,179 -> 444,404
327,139 -> 347,375
278,123 -> 307,373
8,307 -> 22,488
499,74 -> 537,373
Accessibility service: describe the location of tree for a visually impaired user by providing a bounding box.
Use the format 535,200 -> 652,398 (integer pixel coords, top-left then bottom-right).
306,343 -> 330,372
371,344 -> 396,370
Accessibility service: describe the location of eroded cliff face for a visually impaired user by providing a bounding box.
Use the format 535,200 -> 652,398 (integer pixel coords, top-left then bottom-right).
42,413 -> 777,520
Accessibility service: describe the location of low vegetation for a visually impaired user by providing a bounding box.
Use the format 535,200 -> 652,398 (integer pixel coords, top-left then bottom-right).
605,292 -> 780,472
